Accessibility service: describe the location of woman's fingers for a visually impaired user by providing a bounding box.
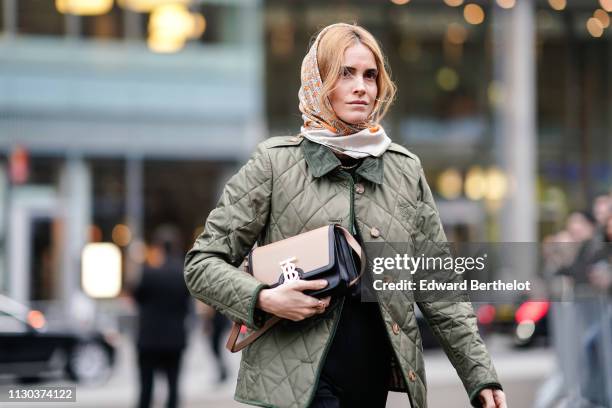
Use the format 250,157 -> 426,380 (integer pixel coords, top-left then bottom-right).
274,281 -> 333,321
493,390 -> 507,408
288,308 -> 318,321
312,295 -> 332,311
479,389 -> 495,408
286,283 -> 329,307
291,279 -> 328,292
288,298 -> 329,320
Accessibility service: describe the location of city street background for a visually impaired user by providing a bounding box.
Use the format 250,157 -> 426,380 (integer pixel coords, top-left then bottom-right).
1,0 -> 611,407
0,330 -> 554,408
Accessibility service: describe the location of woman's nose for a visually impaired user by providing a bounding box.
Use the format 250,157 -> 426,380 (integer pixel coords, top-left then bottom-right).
353,79 -> 366,95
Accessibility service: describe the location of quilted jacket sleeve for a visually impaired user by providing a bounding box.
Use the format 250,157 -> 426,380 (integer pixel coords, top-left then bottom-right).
184,143 -> 272,330
413,166 -> 503,407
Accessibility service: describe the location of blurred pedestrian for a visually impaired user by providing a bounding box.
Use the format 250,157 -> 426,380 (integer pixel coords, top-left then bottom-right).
561,211 -> 597,287
566,210 -> 596,244
575,195 -> 612,282
131,225 -> 192,408
580,215 -> 612,407
536,231 -> 581,408
539,207 -> 612,408
593,194 -> 612,231
589,215 -> 612,292
564,206 -> 612,406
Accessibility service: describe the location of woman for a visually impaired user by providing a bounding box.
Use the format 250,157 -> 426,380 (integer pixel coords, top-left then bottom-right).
185,23 -> 506,408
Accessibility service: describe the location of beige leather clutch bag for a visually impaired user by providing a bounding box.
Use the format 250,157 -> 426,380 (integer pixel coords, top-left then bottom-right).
226,224 -> 364,352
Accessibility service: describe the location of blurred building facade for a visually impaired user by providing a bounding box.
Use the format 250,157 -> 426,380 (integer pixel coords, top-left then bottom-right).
0,0 -> 610,306
0,0 -> 265,305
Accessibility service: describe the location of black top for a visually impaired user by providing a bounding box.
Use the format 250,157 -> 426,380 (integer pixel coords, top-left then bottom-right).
318,158 -> 393,402
132,257 -> 192,351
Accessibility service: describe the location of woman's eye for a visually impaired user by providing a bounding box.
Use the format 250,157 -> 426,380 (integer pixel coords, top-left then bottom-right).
366,71 -> 377,79
342,68 -> 351,78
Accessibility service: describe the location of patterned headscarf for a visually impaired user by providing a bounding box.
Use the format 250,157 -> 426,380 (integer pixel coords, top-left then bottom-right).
298,23 -> 380,136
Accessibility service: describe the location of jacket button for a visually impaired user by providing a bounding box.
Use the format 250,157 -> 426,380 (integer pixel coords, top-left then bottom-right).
355,183 -> 365,194
370,226 -> 380,238
408,370 -> 417,382
392,322 -> 401,335
383,275 -> 392,283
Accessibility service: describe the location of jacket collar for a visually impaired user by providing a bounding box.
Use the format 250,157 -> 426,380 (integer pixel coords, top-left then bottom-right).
301,138 -> 384,185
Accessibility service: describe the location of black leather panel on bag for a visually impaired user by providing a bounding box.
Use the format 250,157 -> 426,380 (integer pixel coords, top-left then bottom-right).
303,227 -> 359,299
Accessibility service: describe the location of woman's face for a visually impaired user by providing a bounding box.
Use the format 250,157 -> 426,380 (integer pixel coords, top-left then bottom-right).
329,43 -> 378,125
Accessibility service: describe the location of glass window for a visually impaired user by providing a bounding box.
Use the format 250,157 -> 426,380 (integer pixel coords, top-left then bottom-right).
196,4 -> 223,44
28,157 -> 61,185
82,4 -> 124,39
17,0 -> 65,36
143,159 -> 235,253
0,1 -> 5,33
536,6 -> 612,210
91,159 -> 125,243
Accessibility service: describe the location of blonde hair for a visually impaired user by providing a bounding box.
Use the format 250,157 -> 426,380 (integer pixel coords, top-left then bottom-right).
314,23 -> 397,124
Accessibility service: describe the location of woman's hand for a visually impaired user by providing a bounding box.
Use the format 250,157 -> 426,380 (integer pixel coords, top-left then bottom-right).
478,388 -> 507,408
256,280 -> 331,321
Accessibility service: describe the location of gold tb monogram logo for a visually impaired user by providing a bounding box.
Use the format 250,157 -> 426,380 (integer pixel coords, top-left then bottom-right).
279,257 -> 300,283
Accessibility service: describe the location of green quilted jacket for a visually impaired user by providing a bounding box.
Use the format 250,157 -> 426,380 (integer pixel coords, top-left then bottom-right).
184,136 -> 501,408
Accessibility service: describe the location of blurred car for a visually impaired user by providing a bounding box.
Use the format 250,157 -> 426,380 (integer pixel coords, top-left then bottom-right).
473,302 -> 517,335
462,300 -> 550,347
0,295 -> 117,384
513,300 -> 550,347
